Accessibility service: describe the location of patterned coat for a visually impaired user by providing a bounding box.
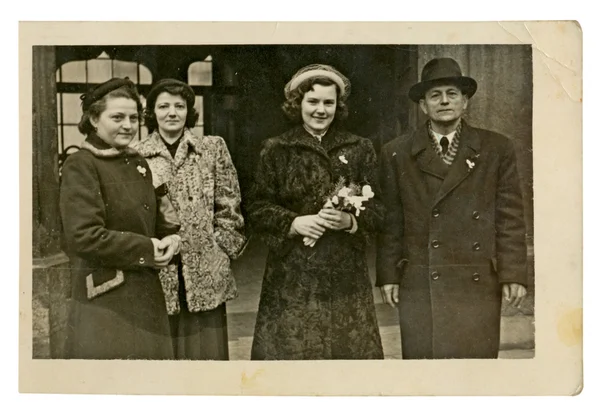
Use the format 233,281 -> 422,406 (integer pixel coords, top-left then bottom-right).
376,121 -> 528,359
134,129 -> 246,315
247,125 -> 384,360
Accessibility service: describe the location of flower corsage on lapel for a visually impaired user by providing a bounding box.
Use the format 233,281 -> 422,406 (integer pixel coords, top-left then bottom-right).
137,165 -> 147,177
465,154 -> 480,173
303,177 -> 375,247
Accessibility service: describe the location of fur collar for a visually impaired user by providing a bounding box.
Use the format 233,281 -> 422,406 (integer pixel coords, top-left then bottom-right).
80,135 -> 139,158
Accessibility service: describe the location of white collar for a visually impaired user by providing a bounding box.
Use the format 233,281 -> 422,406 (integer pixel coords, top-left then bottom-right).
431,129 -> 457,144
303,124 -> 329,142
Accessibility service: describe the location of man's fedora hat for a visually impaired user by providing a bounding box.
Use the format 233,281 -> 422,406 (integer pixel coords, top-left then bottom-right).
408,57 -> 478,103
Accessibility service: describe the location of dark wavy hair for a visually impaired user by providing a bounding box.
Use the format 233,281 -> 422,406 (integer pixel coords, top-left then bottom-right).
143,84 -> 200,133
78,85 -> 143,135
282,76 -> 349,123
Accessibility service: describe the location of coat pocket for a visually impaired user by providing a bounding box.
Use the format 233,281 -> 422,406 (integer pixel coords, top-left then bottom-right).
86,269 -> 125,300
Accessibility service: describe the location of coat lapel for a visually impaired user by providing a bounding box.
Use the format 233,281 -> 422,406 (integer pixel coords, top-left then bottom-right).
411,124 -> 449,180
433,122 -> 481,206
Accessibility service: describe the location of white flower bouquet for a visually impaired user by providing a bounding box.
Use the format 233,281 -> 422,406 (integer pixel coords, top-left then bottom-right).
304,177 -> 375,247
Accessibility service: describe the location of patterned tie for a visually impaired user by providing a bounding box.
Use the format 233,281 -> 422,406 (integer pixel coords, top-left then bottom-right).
440,136 -> 449,155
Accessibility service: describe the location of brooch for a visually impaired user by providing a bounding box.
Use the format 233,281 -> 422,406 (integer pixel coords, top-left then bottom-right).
465,154 -> 480,172
137,165 -> 147,177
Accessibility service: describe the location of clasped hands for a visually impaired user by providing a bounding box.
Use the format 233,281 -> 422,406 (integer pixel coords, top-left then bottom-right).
151,234 -> 182,268
290,209 -> 353,246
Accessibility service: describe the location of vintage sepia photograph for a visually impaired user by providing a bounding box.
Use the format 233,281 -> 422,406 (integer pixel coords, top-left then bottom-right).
20,21 -> 582,396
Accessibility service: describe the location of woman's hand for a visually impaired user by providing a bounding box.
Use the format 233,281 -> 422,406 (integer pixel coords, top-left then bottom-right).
290,215 -> 328,239
151,237 -> 173,268
318,209 -> 353,231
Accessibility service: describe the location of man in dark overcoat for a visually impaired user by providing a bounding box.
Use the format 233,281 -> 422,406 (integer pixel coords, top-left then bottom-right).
376,57 -> 528,359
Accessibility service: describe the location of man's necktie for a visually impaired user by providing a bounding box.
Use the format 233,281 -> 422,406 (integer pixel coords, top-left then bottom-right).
440,136 -> 449,155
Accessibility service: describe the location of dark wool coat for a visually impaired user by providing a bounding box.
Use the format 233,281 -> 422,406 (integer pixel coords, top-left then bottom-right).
247,125 -> 385,360
376,121 -> 528,359
59,134 -> 173,360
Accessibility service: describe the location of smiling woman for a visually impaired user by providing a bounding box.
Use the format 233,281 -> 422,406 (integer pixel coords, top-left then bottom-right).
134,79 -> 246,361
59,78 -> 180,359
247,64 -> 384,360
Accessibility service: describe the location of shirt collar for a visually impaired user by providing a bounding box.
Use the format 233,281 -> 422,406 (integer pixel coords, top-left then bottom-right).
431,129 -> 457,144
303,124 -> 329,142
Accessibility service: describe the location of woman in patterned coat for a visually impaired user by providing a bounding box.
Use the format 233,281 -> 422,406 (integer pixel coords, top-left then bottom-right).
247,64 -> 385,360
135,79 -> 246,360
60,78 -> 180,359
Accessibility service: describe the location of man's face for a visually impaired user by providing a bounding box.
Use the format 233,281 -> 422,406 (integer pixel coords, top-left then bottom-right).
419,84 -> 468,125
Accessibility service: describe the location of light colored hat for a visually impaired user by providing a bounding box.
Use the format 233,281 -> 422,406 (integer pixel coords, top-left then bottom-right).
284,63 -> 351,100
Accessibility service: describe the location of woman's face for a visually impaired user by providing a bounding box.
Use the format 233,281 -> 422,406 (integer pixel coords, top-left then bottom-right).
154,92 -> 188,137
91,97 -> 139,149
301,83 -> 337,135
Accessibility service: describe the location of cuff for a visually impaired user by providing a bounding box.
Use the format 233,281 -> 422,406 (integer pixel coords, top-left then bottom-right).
345,214 -> 358,234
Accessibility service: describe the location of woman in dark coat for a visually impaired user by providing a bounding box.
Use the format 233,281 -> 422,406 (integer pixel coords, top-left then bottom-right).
247,64 -> 385,360
59,78 -> 180,359
135,79 -> 246,360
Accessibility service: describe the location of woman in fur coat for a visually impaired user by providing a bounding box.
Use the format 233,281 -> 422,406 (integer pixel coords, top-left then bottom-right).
247,64 -> 385,360
135,79 -> 246,360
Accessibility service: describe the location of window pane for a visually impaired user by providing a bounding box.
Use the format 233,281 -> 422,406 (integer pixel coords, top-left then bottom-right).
113,60 -> 138,83
139,65 -> 152,85
57,127 -> 63,154
62,93 -> 83,124
63,126 -> 85,151
87,59 -> 112,83
139,126 -> 148,140
60,60 -> 86,83
56,93 -> 62,124
191,126 -> 204,137
194,96 -> 204,125
188,62 -> 212,86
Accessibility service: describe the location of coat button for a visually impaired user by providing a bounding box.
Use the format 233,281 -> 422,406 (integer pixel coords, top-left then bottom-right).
143,204 -> 150,210
473,242 -> 481,251
431,240 -> 440,248
124,158 -> 130,164
431,271 -> 440,280
472,211 -> 480,220
473,272 -> 480,282
139,257 -> 146,264
432,208 -> 440,218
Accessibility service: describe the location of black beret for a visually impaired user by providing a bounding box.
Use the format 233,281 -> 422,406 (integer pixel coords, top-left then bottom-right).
80,77 -> 136,111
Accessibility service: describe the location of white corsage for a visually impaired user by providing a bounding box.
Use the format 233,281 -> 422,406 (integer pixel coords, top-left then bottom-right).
339,155 -> 348,164
137,165 -> 147,177
465,154 -> 480,172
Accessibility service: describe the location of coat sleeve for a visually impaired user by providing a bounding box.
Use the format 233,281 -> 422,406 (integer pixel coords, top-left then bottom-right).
375,142 -> 404,286
495,138 -> 528,286
246,140 -> 299,255
212,137 -> 247,260
353,138 -> 385,236
59,154 -> 156,269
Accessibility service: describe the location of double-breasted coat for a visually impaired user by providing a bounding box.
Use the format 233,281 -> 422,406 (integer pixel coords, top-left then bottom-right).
376,121 -> 528,359
247,125 -> 385,360
59,134 -> 174,360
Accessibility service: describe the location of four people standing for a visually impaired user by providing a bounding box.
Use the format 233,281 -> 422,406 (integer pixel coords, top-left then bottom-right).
59,57 -> 529,360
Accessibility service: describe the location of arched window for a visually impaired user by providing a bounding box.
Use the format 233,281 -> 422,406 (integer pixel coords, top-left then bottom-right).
55,51 -> 153,169
187,55 -> 213,137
